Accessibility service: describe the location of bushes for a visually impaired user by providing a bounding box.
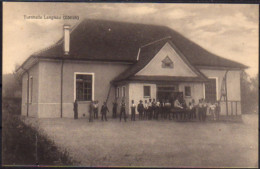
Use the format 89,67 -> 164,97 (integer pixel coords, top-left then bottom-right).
2,110 -> 78,166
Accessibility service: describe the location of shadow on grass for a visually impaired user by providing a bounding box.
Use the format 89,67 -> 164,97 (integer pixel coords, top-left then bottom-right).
2,109 -> 79,166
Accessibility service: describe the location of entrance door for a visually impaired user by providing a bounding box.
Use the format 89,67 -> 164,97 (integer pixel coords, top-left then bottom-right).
157,85 -> 179,103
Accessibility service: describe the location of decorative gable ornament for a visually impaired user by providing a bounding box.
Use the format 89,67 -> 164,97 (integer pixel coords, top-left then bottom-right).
162,56 -> 173,68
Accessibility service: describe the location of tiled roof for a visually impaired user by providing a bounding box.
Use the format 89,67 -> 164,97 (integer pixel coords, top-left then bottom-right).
32,19 -> 248,68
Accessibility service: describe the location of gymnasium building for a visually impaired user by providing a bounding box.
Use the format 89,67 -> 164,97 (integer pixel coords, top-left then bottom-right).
16,19 -> 248,118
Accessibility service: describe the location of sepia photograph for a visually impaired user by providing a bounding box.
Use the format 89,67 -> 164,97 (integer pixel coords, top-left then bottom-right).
2,2 -> 259,167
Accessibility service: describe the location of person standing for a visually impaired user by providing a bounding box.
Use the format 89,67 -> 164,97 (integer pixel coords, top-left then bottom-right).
187,102 -> 194,120
144,100 -> 148,120
112,99 -> 118,119
89,100 -> 94,122
73,99 -> 78,119
148,99 -> 152,120
155,99 -> 160,120
160,99 -> 165,119
137,100 -> 144,120
202,99 -> 208,122
120,99 -> 127,122
174,96 -> 183,120
131,100 -> 136,121
101,102 -> 109,121
165,99 -> 172,120
191,99 -> 196,119
198,99 -> 203,122
216,101 -> 221,121
93,100 -> 99,119
209,101 -> 217,121
152,98 -> 156,119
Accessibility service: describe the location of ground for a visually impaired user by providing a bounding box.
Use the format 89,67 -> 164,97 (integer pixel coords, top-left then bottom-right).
22,114 -> 258,167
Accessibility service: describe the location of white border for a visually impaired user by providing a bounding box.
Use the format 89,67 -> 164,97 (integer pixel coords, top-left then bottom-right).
74,72 -> 95,101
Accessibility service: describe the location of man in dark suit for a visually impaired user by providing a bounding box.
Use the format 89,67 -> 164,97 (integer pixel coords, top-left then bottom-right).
137,100 -> 144,120
101,102 -> 109,121
112,99 -> 118,118
120,99 -> 127,122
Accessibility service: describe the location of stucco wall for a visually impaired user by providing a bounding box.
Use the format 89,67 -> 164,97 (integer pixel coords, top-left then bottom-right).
21,63 -> 39,117
136,43 -> 197,77
200,69 -> 242,115
38,61 -> 61,118
179,82 -> 204,105
128,83 -> 157,114
37,60 -> 130,118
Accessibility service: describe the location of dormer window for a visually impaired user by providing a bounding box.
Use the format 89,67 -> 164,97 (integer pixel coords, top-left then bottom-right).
162,56 -> 173,68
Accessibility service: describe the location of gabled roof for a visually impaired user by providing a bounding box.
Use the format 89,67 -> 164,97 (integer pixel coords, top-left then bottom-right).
113,40 -> 209,83
17,19 -> 248,75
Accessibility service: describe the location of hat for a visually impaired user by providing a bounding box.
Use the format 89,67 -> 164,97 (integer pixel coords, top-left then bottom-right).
139,100 -> 143,102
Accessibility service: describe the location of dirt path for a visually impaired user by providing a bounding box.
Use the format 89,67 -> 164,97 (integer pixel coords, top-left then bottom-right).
23,114 -> 258,167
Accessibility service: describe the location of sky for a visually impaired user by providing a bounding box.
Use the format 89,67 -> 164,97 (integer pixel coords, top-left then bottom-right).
3,3 -> 259,77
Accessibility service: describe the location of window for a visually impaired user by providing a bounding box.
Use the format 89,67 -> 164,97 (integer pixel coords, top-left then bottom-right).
205,78 -> 217,103
116,87 -> 120,98
76,74 -> 93,101
143,86 -> 151,97
184,86 -> 191,97
162,56 -> 173,68
29,76 -> 33,103
122,86 -> 126,97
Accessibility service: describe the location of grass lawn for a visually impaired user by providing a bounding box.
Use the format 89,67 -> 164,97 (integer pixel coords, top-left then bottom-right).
23,114 -> 258,167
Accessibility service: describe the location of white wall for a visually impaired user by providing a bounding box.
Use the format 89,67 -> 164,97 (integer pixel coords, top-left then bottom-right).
129,83 -> 156,114
200,69 -> 242,115
136,42 -> 197,77
179,82 -> 204,105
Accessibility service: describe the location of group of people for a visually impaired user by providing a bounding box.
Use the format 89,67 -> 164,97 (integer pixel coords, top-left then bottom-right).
74,100 -> 110,122
73,96 -> 221,122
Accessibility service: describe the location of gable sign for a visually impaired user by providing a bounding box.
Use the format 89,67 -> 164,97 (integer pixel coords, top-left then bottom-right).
162,56 -> 173,68
135,42 -> 197,77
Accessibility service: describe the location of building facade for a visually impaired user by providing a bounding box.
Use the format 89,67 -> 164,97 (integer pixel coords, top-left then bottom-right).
16,19 -> 247,118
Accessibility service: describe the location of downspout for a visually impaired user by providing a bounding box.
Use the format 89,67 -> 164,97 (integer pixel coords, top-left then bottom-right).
224,70 -> 229,116
21,67 -> 29,117
60,59 -> 64,118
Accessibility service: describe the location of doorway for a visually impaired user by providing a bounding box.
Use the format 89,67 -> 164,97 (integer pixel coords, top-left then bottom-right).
157,85 -> 180,103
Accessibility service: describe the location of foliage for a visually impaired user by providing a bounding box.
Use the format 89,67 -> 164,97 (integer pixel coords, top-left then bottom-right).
241,72 -> 258,114
2,108 -> 78,166
2,73 -> 22,98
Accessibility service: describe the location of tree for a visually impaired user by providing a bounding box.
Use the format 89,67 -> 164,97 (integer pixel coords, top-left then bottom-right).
241,71 -> 258,114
